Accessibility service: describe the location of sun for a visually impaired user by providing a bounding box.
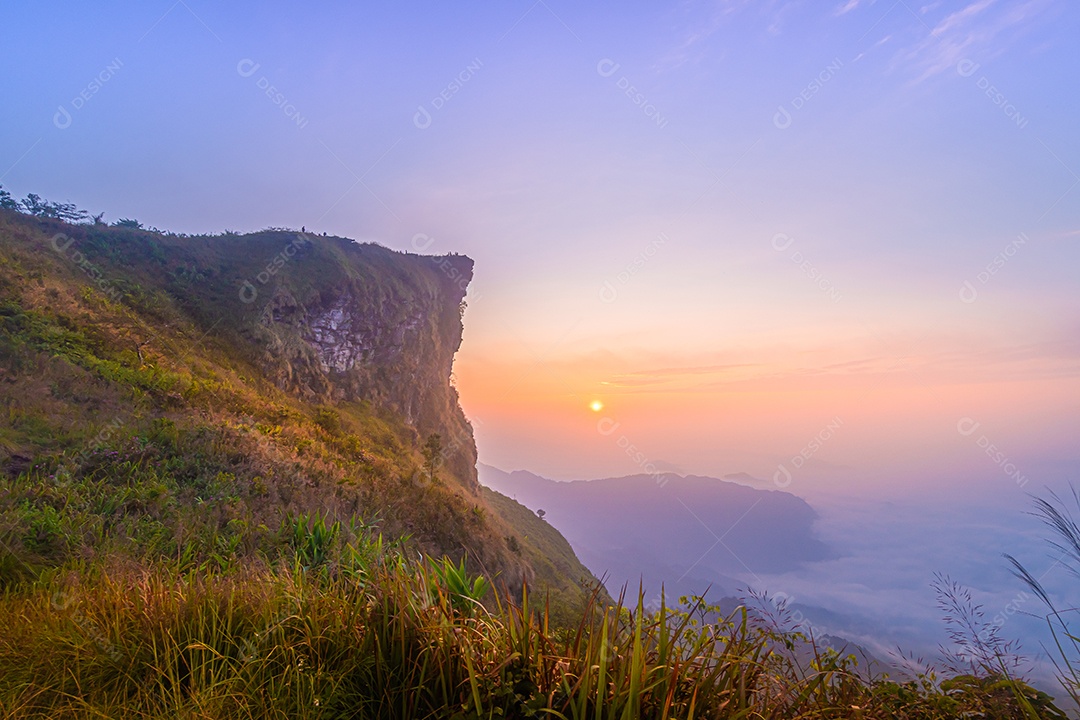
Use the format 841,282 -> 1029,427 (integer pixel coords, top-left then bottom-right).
589,400 -> 604,412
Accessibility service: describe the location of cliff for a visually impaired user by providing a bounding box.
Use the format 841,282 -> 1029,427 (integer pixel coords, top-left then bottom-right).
236,235 -> 479,490
0,208 -> 600,612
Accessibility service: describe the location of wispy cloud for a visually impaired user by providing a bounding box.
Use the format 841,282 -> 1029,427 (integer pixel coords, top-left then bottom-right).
656,0 -> 803,70
834,0 -> 866,17
602,363 -> 762,387
598,336 -> 1080,393
931,0 -> 996,37
654,0 -> 751,71
896,0 -> 1054,82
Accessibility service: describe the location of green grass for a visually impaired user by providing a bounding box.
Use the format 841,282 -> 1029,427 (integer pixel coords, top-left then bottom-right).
0,547 -> 1063,719
481,486 -> 604,629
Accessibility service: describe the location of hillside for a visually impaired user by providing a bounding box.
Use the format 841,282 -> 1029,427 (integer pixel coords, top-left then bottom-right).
0,207 -> 599,607
0,207 -> 1065,718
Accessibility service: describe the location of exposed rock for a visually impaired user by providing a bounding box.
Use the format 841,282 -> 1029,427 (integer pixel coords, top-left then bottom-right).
247,236 -> 478,490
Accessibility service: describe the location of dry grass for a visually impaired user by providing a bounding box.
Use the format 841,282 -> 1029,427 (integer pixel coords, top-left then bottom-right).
0,552 -> 1064,719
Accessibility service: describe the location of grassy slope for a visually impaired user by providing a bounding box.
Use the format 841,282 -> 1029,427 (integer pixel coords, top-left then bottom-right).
0,208 -> 598,614
480,486 -> 603,628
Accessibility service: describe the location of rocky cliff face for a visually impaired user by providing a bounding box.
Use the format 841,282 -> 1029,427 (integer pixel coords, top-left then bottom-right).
245,235 -> 478,490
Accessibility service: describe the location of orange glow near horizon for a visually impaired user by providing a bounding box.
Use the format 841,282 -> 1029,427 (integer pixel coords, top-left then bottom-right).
454,333 -> 1080,498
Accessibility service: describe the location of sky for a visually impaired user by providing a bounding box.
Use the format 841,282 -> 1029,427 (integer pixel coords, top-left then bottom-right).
6,0 -> 1076,505
3,0 -> 1080,666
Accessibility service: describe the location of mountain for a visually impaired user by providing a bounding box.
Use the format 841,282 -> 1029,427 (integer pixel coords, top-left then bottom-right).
478,464 -> 833,601
0,208 -> 599,612
477,465 -> 896,674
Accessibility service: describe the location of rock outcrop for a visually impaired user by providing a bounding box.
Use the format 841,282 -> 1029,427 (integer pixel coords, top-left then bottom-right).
244,234 -> 478,490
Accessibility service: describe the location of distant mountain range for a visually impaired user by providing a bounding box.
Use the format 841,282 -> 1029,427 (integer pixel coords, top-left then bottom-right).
478,464 -> 834,602
478,465 -> 898,675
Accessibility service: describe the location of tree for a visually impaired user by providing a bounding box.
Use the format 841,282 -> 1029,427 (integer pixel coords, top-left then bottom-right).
21,193 -> 47,216
537,509 -> 546,522
20,193 -> 87,222
48,201 -> 88,223
422,433 -> 443,484
0,185 -> 19,210
113,218 -> 143,229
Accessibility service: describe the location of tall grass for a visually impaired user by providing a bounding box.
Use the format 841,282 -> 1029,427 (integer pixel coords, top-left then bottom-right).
1008,487 -> 1080,713
0,547 -> 1063,719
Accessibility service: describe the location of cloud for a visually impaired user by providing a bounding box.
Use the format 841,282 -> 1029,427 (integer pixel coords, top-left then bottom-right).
930,0 -> 997,37
656,0 -> 803,70
654,0 -> 748,71
834,0 -> 865,17
743,495 -> 1074,689
895,0 -> 1054,82
595,334 -> 1080,394
602,363 -> 765,388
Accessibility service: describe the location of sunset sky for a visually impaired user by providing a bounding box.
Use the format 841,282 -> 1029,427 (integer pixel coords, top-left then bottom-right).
2,0 -> 1078,507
